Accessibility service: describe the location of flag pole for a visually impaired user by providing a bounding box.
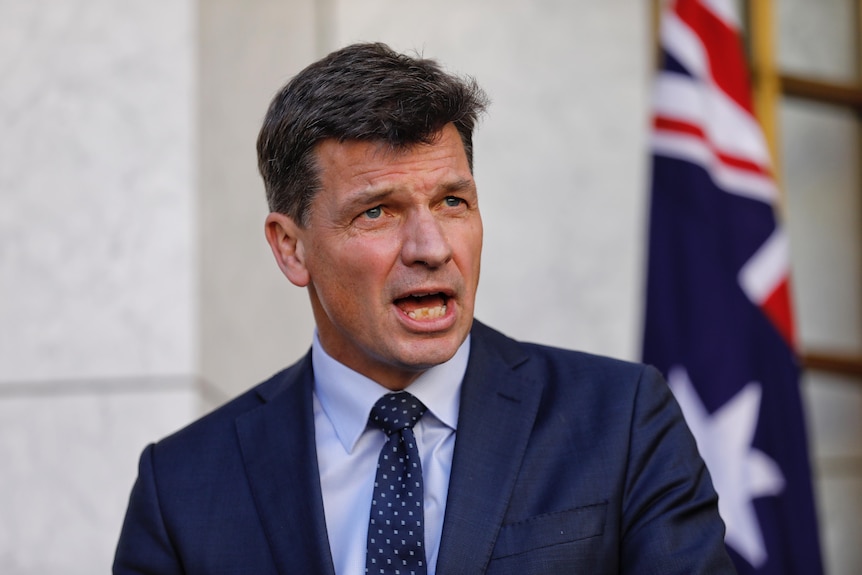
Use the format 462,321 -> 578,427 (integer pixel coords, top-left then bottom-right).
748,0 -> 786,216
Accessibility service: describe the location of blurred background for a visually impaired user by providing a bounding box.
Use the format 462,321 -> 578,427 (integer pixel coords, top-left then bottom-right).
0,0 -> 859,573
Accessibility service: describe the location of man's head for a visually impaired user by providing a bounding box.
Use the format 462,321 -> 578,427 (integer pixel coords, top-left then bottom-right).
257,42 -> 488,227
260,43 -> 489,390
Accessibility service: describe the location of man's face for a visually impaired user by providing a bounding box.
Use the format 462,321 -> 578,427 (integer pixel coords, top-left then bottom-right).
267,123 -> 483,389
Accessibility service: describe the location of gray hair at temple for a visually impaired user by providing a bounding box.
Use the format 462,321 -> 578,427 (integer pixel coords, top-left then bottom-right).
256,42 -> 490,226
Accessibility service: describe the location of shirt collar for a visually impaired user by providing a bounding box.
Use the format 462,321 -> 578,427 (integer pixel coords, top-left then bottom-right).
312,331 -> 469,454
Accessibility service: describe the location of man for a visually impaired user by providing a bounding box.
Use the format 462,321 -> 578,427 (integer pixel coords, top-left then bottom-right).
114,43 -> 735,574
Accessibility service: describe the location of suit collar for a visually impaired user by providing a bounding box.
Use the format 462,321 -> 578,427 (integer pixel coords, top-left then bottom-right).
311,331 -> 470,454
236,321 -> 541,575
436,320 -> 544,574
236,354 -> 337,575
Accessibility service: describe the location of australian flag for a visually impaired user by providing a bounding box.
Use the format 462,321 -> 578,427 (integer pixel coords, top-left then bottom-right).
642,1 -> 824,573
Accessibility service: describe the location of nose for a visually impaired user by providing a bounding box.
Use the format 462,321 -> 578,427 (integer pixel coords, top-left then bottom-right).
401,208 -> 453,268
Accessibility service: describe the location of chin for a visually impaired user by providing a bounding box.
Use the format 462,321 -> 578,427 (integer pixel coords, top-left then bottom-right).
396,336 -> 463,369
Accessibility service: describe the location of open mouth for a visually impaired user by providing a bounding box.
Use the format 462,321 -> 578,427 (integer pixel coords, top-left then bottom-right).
394,292 -> 450,320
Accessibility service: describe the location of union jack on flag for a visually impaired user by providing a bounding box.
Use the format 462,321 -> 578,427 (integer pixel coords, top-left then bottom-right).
642,1 -> 824,573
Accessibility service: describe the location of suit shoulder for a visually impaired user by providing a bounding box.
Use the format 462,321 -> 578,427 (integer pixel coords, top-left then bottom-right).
153,354 -> 312,456
523,342 -> 656,382
473,319 -> 656,384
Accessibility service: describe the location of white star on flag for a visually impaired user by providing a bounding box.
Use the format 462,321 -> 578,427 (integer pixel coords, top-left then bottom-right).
667,365 -> 785,568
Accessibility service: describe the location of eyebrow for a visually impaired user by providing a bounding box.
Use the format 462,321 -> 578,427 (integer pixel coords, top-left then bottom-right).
342,189 -> 395,213
342,178 -> 477,214
440,178 -> 476,194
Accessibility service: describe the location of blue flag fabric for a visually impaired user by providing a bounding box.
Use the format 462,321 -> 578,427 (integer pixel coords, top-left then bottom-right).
643,1 -> 824,573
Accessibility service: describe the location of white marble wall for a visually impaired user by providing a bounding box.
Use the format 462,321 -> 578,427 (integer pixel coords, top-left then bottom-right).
0,1 -> 199,573
198,0 -> 318,398
0,380 -> 199,574
0,0 -> 196,382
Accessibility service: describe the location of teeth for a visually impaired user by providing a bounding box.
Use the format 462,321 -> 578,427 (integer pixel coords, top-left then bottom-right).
407,304 -> 447,320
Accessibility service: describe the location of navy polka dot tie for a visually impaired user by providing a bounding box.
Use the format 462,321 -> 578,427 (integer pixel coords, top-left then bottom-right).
366,391 -> 428,575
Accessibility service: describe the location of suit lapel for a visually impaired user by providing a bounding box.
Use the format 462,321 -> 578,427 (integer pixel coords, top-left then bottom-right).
235,355 -> 336,575
436,323 -> 544,574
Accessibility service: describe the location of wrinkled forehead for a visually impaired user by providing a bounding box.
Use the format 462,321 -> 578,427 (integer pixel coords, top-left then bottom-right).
313,125 -> 470,181
311,126 -> 456,165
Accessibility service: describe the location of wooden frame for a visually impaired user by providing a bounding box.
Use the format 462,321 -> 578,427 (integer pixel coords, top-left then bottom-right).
747,0 -> 862,381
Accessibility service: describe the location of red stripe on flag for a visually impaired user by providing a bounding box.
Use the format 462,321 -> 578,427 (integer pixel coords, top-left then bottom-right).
674,0 -> 753,114
760,278 -> 797,349
714,151 -> 771,178
654,116 -> 772,178
654,116 -> 705,139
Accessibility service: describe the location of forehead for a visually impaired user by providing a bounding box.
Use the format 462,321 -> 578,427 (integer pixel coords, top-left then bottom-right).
313,124 -> 472,195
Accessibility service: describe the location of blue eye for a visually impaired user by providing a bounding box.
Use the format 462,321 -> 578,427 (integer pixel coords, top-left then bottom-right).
444,196 -> 463,207
364,206 -> 383,219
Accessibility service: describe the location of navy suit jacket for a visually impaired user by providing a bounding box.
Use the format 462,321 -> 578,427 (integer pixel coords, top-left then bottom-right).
114,321 -> 735,574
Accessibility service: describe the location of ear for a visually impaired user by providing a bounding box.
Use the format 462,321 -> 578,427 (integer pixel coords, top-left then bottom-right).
265,212 -> 310,287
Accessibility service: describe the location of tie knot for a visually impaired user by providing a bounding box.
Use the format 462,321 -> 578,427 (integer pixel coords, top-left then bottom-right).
369,391 -> 427,435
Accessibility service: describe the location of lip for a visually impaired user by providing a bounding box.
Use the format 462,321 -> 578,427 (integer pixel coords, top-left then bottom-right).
393,287 -> 456,300
392,288 -> 457,332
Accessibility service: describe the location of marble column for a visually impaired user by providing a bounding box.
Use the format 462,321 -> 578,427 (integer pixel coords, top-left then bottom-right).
0,1 -> 198,573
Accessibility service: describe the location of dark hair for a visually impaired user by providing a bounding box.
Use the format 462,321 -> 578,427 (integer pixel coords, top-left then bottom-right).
256,42 -> 489,226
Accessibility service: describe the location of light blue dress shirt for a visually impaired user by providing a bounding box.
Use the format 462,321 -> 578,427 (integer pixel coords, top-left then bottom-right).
312,332 -> 469,575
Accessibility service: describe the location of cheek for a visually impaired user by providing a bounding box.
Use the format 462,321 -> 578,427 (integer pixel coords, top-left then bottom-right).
311,238 -> 394,295
457,222 -> 483,271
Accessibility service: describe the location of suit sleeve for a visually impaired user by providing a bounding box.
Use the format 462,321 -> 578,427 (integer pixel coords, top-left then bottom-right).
620,365 -> 736,574
113,444 -> 184,575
